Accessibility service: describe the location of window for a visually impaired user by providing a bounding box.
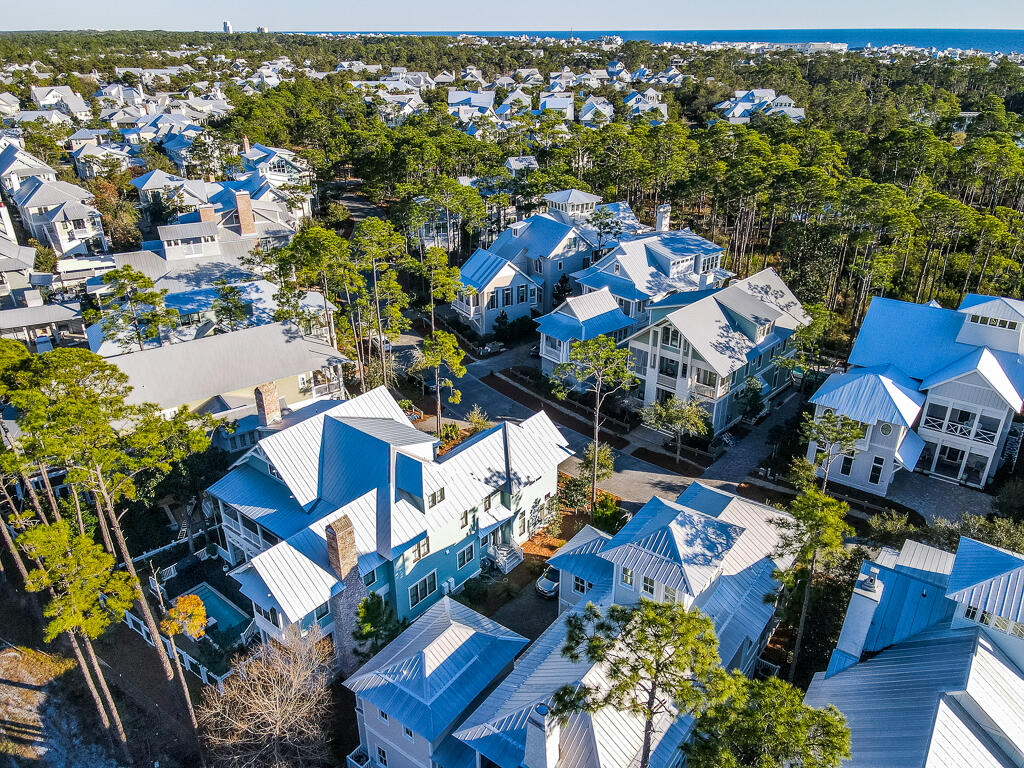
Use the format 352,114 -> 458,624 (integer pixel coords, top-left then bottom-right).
377,746 -> 388,767
405,726 -> 415,742
502,287 -> 513,306
460,509 -> 470,528
840,454 -> 854,476
314,602 -> 330,621
534,258 -> 543,273
573,576 -> 589,594
964,605 -> 979,621
658,356 -> 679,378
362,568 -> 376,587
621,567 -> 634,587
483,494 -> 492,512
411,537 -> 430,563
642,576 -> 655,595
518,514 -> 526,535
696,368 -> 718,388
378,709 -> 389,723
457,543 -> 474,569
487,292 -> 497,310
663,328 -> 681,348
664,585 -> 676,604
1012,621 -> 1024,639
518,285 -> 527,304
409,572 -> 437,608
868,456 -> 885,485
529,287 -> 538,305
429,488 -> 445,507
993,615 -> 1010,632
557,261 -> 563,271
880,423 -> 892,436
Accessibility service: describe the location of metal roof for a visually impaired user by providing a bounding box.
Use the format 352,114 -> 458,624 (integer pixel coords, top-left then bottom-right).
157,221 -> 219,240
535,289 -> 633,343
547,525 -> 614,586
811,365 -> 926,427
805,626 -> 1023,768
946,537 -> 1024,623
344,597 -> 527,741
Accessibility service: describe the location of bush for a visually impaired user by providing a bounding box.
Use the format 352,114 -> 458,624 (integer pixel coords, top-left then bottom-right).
592,493 -> 626,534
460,577 -> 488,605
996,477 -> 1024,522
439,421 -> 461,445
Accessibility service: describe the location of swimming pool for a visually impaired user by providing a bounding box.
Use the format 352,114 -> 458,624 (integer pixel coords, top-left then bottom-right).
186,582 -> 249,633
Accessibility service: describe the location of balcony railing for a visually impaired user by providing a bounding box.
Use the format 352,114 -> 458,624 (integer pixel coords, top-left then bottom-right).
945,422 -> 973,438
923,415 -> 998,444
657,373 -> 678,390
922,416 -> 944,432
693,382 -> 727,400
975,428 -> 997,444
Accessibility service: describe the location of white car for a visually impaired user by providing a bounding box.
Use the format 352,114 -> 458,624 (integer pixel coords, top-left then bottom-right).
535,565 -> 559,599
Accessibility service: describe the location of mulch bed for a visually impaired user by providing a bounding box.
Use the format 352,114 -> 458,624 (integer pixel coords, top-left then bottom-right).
481,373 -> 629,449
631,446 -> 711,475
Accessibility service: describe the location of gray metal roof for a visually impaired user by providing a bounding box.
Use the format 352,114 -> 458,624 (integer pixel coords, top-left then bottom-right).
157,221 -> 219,240
111,321 -> 331,409
0,301 -> 80,330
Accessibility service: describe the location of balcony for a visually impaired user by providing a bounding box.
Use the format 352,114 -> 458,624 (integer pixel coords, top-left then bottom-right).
692,382 -> 728,400
452,297 -> 478,318
657,373 -> 678,391
347,747 -> 370,768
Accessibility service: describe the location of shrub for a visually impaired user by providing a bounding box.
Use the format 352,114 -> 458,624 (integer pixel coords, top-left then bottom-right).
460,577 -> 488,605
439,421 -> 461,445
592,493 -> 626,534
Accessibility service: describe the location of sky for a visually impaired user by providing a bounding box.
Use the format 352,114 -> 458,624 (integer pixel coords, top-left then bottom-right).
4,0 -> 1024,32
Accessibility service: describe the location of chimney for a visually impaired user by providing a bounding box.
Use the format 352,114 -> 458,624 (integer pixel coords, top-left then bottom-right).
235,191 -> 256,236
523,703 -> 560,768
864,567 -> 880,593
656,203 -> 671,233
255,381 -> 282,427
198,204 -> 215,223
242,134 -> 251,154
326,515 -> 358,582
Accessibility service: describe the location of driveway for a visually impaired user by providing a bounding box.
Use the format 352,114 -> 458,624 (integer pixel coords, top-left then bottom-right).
490,582 -> 559,641
699,391 -> 803,492
886,470 -> 995,523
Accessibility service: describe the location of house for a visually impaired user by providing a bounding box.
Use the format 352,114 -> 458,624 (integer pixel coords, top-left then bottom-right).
803,295 -> 1024,494
9,111 -> 73,128
625,268 -> 808,434
206,388 -> 571,672
504,155 -> 538,177
28,85 -> 91,121
803,536 -> 1024,768
0,141 -> 56,194
538,91 -> 574,121
572,218 -> 729,326
0,289 -> 83,351
111,321 -> 347,440
344,598 -> 528,768
0,93 -> 21,117
239,138 -> 313,192
713,89 -> 805,124
66,128 -> 110,152
452,190 -> 650,333
453,482 -> 793,768
10,177 -> 107,256
579,94 -> 614,125
535,287 -> 633,375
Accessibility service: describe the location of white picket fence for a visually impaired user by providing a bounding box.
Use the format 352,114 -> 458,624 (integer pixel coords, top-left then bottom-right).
121,608 -> 233,694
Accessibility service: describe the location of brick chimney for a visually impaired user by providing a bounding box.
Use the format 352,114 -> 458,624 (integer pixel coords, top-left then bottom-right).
326,516 -> 358,582
255,381 -> 282,427
235,191 -> 256,236
198,204 -> 215,223
326,513 -> 368,676
242,134 -> 251,154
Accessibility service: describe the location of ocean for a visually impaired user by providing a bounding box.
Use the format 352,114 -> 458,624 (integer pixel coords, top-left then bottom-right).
314,29 -> 1024,55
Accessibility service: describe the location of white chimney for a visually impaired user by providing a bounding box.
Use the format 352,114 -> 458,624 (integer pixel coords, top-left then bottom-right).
523,703 -> 559,768
656,203 -> 671,233
864,567 -> 880,593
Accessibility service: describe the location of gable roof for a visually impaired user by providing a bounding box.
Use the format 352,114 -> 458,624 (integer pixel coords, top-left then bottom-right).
920,346 -> 1023,412
811,365 -> 926,427
459,247 -> 540,292
344,598 -> 528,741
534,288 -> 633,343
946,537 -> 1024,623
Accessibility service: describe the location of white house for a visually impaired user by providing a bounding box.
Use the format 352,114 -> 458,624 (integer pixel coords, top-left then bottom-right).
452,482 -> 793,768
535,287 -> 633,376
29,85 -> 91,121
804,295 -> 1024,495
344,598 -> 528,768
625,268 -> 808,434
804,536 -> 1024,768
10,177 -> 107,256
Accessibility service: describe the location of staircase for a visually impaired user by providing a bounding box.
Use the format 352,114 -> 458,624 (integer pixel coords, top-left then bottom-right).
489,543 -> 524,574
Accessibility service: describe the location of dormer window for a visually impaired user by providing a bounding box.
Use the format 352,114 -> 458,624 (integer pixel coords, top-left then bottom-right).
613,264 -> 620,275
428,488 -> 445,507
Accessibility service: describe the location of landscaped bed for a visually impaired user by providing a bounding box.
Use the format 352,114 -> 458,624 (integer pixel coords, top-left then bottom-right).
481,371 -> 630,449
631,446 -> 711,475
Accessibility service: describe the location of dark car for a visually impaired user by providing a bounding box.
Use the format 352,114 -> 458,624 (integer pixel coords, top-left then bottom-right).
535,565 -> 559,598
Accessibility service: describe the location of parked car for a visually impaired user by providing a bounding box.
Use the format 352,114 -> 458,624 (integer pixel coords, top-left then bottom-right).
535,565 -> 559,598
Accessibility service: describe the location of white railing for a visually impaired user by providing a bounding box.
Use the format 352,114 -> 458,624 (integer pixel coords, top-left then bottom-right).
945,422 -> 973,438
487,542 -> 524,574
753,657 -> 780,678
922,416 -> 944,432
657,373 -> 678,390
693,382 -> 725,399
122,607 -> 233,693
975,428 -> 997,444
